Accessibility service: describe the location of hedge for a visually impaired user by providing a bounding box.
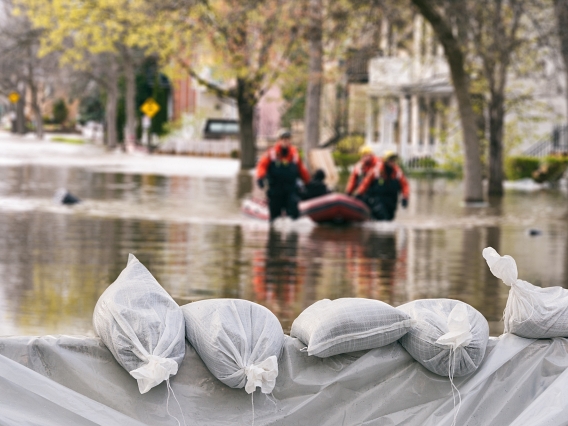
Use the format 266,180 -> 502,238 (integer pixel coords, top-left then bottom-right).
504,156 -> 540,180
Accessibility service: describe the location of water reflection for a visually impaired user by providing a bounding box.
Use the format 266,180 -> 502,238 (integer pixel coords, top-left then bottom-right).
1,160 -> 568,337
252,229 -> 302,333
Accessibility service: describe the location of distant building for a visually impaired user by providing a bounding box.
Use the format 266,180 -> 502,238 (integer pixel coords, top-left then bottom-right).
364,14 -> 566,162
170,70 -> 284,148
171,74 -> 197,121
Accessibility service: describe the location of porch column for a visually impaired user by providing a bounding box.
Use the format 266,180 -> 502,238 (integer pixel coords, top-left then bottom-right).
400,95 -> 410,161
366,96 -> 374,144
377,97 -> 385,145
422,95 -> 431,152
410,94 -> 419,157
434,99 -> 442,156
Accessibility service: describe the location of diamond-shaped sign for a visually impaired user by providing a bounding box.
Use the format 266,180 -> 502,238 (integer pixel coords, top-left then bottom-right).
140,98 -> 160,118
8,92 -> 19,103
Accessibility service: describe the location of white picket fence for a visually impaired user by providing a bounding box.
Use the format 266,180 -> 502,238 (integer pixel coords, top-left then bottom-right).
157,137 -> 240,156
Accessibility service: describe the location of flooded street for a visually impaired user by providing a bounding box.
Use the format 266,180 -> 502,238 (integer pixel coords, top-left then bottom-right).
1,133 -> 568,337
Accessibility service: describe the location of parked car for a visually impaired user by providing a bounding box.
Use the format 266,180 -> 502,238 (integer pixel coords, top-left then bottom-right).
203,119 -> 239,140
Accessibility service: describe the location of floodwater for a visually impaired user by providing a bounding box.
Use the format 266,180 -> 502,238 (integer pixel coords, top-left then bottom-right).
1,133 -> 568,337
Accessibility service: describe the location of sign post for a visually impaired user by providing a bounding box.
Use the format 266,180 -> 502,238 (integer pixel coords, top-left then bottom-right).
140,98 -> 160,147
8,92 -> 20,133
141,115 -> 151,146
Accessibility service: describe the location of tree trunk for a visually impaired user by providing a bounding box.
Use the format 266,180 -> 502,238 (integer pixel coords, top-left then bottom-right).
16,85 -> 26,135
411,0 -> 484,202
26,45 -> 43,140
446,55 -> 484,202
554,0 -> 568,122
105,73 -> 119,149
30,91 -> 43,140
28,79 -> 43,140
303,0 -> 323,171
487,92 -> 505,196
123,52 -> 137,146
237,78 -> 257,169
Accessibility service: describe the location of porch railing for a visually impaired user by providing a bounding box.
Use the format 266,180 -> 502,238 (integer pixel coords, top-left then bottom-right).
523,125 -> 568,157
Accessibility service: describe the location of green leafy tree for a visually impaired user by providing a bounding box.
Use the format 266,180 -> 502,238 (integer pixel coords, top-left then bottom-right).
411,0 -> 484,202
18,0 -> 170,147
169,0 -> 304,169
411,0 -> 553,199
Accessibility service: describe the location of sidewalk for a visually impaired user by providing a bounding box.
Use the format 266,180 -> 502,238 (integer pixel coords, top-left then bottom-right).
0,131 -> 242,178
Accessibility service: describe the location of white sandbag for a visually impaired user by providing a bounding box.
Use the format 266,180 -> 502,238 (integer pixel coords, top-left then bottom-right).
290,298 -> 415,357
483,247 -> 568,338
93,254 -> 185,394
397,299 -> 489,377
181,299 -> 284,394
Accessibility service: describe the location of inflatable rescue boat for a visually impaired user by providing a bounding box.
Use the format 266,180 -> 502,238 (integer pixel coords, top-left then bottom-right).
242,193 -> 370,224
300,193 -> 370,224
241,197 -> 270,221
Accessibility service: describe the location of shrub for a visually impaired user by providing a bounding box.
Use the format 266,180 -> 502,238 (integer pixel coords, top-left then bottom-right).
505,156 -> 540,180
332,151 -> 359,172
406,156 -> 437,169
335,135 -> 365,154
532,154 -> 568,183
52,99 -> 68,125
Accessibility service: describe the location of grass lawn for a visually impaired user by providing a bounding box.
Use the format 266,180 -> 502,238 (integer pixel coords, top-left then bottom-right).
50,136 -> 84,145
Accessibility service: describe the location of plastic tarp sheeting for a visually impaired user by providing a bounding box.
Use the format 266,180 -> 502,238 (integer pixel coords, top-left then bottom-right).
1,334 -> 568,426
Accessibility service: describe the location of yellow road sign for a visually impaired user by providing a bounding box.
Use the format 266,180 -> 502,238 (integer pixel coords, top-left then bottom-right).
8,92 -> 19,103
140,98 -> 160,118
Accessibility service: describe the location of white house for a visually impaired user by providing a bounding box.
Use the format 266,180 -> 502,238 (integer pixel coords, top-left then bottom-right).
365,14 -> 567,163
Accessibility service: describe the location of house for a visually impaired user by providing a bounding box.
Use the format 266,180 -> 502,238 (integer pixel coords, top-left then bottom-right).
364,15 -> 566,163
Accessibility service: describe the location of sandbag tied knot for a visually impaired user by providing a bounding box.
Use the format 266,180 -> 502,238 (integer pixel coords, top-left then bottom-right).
130,354 -> 179,394
243,356 -> 278,394
436,304 -> 473,350
482,247 -> 518,286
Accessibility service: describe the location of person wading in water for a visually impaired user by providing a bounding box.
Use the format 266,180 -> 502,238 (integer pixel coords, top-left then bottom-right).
353,150 -> 409,221
256,130 -> 311,222
345,145 -> 379,197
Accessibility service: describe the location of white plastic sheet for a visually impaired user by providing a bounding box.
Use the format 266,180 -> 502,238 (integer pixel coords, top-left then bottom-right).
2,334 -> 568,425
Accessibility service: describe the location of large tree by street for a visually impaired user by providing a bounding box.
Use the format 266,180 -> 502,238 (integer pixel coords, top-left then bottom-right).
412,0 -> 549,199
554,0 -> 568,122
19,0 -> 165,147
466,0 -> 530,196
303,0 -> 323,166
298,0 -> 393,157
411,0 -> 484,202
0,0 -> 60,139
172,0 -> 302,169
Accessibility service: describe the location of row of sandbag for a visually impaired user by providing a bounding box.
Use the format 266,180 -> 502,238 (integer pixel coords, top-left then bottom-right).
91,247 -> 565,396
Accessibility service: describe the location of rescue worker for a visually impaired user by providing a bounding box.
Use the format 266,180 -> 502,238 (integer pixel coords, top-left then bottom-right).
353,150 -> 409,221
345,145 -> 379,196
300,168 -> 330,200
256,130 -> 311,221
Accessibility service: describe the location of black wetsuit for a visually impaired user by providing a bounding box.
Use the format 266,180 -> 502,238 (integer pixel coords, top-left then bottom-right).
266,160 -> 302,220
300,180 -> 329,201
365,169 -> 402,221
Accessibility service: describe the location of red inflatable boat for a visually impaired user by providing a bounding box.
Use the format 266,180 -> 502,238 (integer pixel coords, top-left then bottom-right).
300,193 -> 370,224
241,197 -> 270,221
242,193 -> 370,224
